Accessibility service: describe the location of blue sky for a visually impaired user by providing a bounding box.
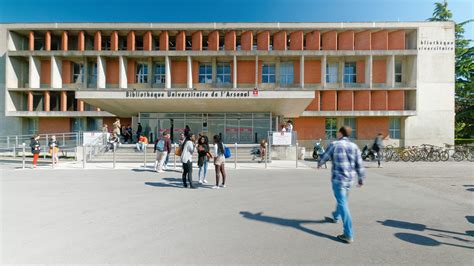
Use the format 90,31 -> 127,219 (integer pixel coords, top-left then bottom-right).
0,0 -> 472,40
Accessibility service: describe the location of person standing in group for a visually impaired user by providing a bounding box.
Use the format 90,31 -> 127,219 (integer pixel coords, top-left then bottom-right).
184,125 -> 191,138
372,133 -> 384,168
286,120 -> 293,132
136,122 -> 143,143
102,124 -> 108,133
112,118 -> 121,137
259,139 -> 267,162
178,133 -> 185,145
212,135 -> 227,189
180,133 -> 196,189
197,135 -> 210,184
29,135 -> 41,168
136,134 -> 148,152
48,135 -> 59,165
318,126 -> 365,244
154,131 -> 171,173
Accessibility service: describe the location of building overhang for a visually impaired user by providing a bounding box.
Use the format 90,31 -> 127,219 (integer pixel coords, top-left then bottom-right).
302,110 -> 417,117
75,89 -> 315,117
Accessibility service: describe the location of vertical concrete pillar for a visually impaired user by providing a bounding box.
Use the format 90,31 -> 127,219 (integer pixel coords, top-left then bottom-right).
321,56 -> 327,88
83,58 -> 88,89
29,56 -> 41,88
94,31 -> 102,51
275,58 -> 281,88
51,56 -> 62,88
97,56 -> 106,88
212,58 -> 217,84
339,59 -> 344,88
111,31 -> 118,51
27,91 -> 33,111
365,55 -> 373,88
29,31 -> 34,51
127,31 -> 135,51
119,56 -> 127,88
60,91 -> 67,112
61,31 -> 68,51
187,56 -> 193,89
165,56 -> 171,89
77,100 -> 84,112
387,55 -> 395,88
78,31 -> 85,51
300,55 -> 305,88
148,57 -> 153,87
45,31 -> 51,51
255,55 -> 259,87
233,55 -> 237,89
44,91 -> 50,111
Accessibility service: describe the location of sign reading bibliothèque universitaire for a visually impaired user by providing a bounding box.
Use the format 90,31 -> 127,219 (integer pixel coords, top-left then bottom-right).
126,89 -> 259,99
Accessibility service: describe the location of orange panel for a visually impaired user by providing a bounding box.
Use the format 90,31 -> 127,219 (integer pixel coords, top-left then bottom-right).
357,117 -> 389,139
388,30 -> 405,50
305,31 -> 320,50
257,31 -> 270,51
373,60 -> 387,84
305,91 -> 320,111
192,31 -> 202,51
29,31 -> 34,51
38,118 -> 71,134
289,31 -> 303,50
192,60 -> 199,84
111,31 -> 118,51
208,31 -> 219,51
237,61 -> 255,84
371,30 -> 388,50
127,31 -> 135,51
321,90 -> 337,110
160,31 -> 169,51
273,31 -> 286,51
127,59 -> 135,84
78,31 -> 85,51
337,91 -> 353,111
45,31 -> 51,51
371,91 -> 388,110
224,31 -> 236,51
61,31 -> 68,51
61,60 -> 71,84
338,30 -> 354,50
355,30 -> 371,50
322,31 -> 337,50
356,60 -> 365,83
293,117 -> 325,140
43,91 -> 50,111
388,90 -> 405,110
304,60 -> 321,84
94,31 -> 101,51
354,91 -> 370,110
144,31 -> 153,51
171,61 -> 187,84
241,31 -> 253,51
41,60 -> 51,85
176,31 -> 186,51
106,59 -> 119,84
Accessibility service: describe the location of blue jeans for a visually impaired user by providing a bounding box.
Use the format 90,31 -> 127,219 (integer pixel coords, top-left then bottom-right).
199,159 -> 208,181
331,180 -> 353,238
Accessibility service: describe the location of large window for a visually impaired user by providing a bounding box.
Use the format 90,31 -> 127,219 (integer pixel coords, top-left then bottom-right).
216,63 -> 231,84
136,63 -> 148,83
101,38 -> 111,51
262,64 -> 276,83
395,61 -> 403,83
87,63 -> 97,87
343,118 -> 357,139
344,62 -> 356,83
280,62 -> 294,85
153,63 -> 165,84
325,118 -> 337,140
389,118 -> 401,139
72,63 -> 84,83
199,63 -> 213,83
326,62 -> 338,83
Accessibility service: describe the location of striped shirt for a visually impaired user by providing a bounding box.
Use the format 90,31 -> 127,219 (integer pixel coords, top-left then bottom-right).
318,137 -> 365,185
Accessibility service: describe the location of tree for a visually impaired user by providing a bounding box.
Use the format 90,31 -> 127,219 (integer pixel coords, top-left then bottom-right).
428,0 -> 473,138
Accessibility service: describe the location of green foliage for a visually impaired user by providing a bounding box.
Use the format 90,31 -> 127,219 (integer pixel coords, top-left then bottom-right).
428,1 -> 473,138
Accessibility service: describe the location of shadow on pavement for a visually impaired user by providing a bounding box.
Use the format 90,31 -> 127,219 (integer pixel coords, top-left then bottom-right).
239,211 -> 342,243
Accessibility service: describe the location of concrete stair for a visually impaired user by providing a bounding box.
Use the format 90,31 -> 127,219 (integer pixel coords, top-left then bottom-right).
89,144 -> 263,163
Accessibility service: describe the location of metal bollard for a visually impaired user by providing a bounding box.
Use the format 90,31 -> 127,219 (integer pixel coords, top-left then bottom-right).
265,143 -> 268,169
143,144 -> 147,168
22,143 -> 26,169
234,143 -> 237,169
62,134 -> 66,147
296,142 -> 299,168
82,144 -> 86,169
7,136 -> 10,149
13,145 -> 16,159
173,143 -> 177,169
113,143 -> 116,169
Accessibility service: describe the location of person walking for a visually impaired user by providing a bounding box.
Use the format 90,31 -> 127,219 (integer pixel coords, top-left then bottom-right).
259,139 -> 267,162
372,133 -> 384,168
48,135 -> 59,165
154,131 -> 171,173
197,135 -> 210,184
180,133 -> 196,189
318,126 -> 365,244
29,135 -> 41,168
212,135 -> 227,189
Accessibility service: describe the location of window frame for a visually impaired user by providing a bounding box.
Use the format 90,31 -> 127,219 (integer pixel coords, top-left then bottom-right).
325,118 -> 338,140
135,62 -> 148,84
343,117 -> 357,139
326,62 -> 338,83
389,117 -> 401,139
395,61 -> 403,83
280,62 -> 294,85
216,62 -> 231,84
199,63 -> 213,84
262,63 -> 276,84
343,62 -> 357,84
153,62 -> 166,84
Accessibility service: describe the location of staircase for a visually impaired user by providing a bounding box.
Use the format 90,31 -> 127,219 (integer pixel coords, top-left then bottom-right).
89,144 -> 263,163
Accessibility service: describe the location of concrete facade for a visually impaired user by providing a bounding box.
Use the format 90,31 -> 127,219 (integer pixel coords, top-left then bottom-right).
0,22 -> 455,147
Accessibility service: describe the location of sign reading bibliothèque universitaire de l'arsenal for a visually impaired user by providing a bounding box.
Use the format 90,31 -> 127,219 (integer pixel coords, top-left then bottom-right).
125,89 -> 259,99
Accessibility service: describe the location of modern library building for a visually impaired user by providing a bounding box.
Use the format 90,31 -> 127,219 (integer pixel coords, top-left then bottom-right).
0,22 -> 454,147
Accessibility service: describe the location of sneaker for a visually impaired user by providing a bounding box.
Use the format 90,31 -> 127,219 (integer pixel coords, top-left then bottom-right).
212,186 -> 220,189
198,180 -> 203,184
203,180 -> 208,184
325,216 -> 338,223
220,184 -> 226,188
157,170 -> 164,173
337,234 -> 354,244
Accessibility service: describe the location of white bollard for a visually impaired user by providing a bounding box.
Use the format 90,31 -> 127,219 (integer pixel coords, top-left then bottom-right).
234,143 -> 237,169
83,144 -> 86,169
143,144 -> 147,168
265,142 -> 268,169
296,143 -> 299,168
22,143 -> 26,169
174,143 -> 177,170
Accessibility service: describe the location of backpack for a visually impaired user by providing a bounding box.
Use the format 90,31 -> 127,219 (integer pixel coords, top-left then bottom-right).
155,139 -> 165,152
224,145 -> 231,158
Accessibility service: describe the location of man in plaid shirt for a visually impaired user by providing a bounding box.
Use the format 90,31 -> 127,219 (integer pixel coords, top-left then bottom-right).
318,126 -> 365,244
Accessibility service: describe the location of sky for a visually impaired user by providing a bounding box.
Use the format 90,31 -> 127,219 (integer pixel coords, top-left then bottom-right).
0,0 -> 472,40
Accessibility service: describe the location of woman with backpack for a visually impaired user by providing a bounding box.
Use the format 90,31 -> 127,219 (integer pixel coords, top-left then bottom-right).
197,135 -> 210,184
212,135 -> 227,189
180,133 -> 196,189
30,135 -> 41,168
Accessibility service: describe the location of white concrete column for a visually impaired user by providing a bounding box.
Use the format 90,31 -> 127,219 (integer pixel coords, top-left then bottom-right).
365,55 -> 373,88
148,58 -> 153,87
6,57 -> 19,88
165,56 -> 171,89
119,56 -> 127,88
29,56 -> 40,88
212,57 -> 217,85
275,58 -> 281,88
51,56 -> 62,88
83,58 -> 89,89
187,56 -> 193,89
97,56 -> 106,88
321,56 -> 327,89
255,55 -> 259,88
300,55 -> 305,88
233,55 -> 237,89
387,55 -> 395,88
339,59 -> 344,88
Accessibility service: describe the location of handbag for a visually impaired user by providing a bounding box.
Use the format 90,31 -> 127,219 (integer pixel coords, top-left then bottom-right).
175,146 -> 182,156
224,146 -> 231,158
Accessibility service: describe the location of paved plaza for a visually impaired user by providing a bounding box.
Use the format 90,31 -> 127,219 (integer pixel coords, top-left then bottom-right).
1,160 -> 473,264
